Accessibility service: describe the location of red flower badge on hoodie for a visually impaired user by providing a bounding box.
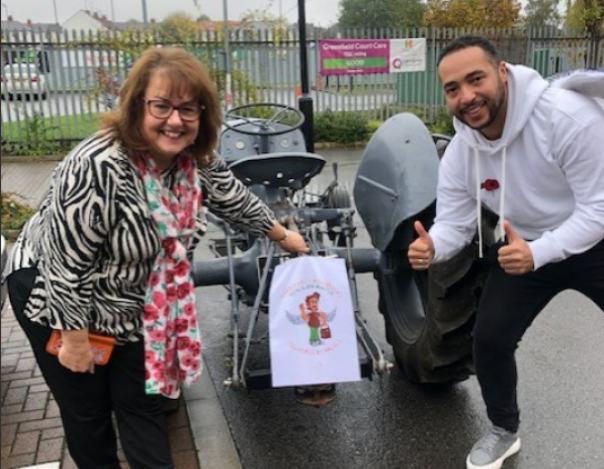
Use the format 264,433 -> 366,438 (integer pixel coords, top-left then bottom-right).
481,179 -> 500,191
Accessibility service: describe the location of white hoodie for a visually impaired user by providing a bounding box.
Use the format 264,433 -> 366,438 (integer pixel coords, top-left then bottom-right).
430,64 -> 604,270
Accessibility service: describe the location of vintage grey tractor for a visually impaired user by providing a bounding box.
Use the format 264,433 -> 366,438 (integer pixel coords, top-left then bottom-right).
192,103 -> 491,390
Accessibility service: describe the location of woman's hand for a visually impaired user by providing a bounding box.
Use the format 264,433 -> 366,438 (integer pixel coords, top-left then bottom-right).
58,329 -> 95,373
268,223 -> 309,254
278,230 -> 309,254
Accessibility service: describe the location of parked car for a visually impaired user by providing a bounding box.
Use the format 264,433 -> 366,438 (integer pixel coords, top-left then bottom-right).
1,63 -> 47,100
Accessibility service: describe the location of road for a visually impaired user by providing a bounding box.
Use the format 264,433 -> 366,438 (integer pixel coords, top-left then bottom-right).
195,148 -> 604,469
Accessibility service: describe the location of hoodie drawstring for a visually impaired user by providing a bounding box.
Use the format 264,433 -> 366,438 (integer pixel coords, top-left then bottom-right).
475,148 -> 483,258
475,146 -> 507,258
499,147 -> 507,241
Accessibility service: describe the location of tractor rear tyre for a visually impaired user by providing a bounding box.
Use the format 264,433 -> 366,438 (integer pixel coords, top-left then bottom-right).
377,243 -> 487,384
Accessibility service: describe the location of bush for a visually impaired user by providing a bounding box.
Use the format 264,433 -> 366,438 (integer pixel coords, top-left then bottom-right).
367,119 -> 382,136
428,108 -> 455,136
314,110 -> 370,144
1,191 -> 36,241
1,111 -> 61,156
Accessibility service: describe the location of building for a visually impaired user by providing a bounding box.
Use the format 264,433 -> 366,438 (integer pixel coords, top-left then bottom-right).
62,10 -> 116,32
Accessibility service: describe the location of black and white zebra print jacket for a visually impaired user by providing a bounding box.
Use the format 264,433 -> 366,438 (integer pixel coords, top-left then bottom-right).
3,131 -> 276,342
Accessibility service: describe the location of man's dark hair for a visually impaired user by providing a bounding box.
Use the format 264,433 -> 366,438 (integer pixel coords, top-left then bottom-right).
437,35 -> 501,67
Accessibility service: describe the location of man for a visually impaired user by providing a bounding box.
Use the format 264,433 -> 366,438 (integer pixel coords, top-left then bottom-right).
299,292 -> 328,346
408,36 -> 604,469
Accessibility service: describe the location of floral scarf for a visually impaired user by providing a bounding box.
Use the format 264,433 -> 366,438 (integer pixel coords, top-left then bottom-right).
137,153 -> 203,398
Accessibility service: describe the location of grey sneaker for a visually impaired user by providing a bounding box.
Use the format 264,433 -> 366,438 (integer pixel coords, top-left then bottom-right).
466,426 -> 521,469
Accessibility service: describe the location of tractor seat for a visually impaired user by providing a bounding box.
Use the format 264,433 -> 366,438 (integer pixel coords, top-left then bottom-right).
228,152 -> 326,189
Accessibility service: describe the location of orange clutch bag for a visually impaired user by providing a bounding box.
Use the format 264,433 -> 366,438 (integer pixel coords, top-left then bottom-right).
46,330 -> 116,366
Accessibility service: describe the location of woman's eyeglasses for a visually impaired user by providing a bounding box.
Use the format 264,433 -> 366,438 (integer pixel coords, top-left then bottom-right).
144,99 -> 205,122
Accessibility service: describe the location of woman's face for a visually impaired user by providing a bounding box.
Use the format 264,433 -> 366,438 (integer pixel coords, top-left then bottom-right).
141,71 -> 200,169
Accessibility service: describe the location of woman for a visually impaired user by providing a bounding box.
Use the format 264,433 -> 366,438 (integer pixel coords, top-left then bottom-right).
3,47 -> 307,468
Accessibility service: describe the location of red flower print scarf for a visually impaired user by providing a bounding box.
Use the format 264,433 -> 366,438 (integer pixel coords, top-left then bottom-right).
137,153 -> 203,398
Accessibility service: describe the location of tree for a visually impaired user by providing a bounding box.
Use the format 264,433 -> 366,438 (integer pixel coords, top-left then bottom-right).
338,0 -> 427,30
566,0 -> 585,32
191,0 -> 211,21
524,0 -> 562,28
566,0 -> 603,68
156,13 -> 199,44
424,0 -> 521,28
236,1 -> 293,42
566,0 -> 603,35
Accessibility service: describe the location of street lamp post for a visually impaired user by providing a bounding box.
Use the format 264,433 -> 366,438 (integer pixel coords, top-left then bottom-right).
297,0 -> 314,152
52,0 -> 59,24
141,0 -> 148,26
1,3 -> 9,20
223,0 -> 232,111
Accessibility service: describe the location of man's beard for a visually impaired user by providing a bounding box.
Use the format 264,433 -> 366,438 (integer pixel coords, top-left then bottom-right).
456,79 -> 506,132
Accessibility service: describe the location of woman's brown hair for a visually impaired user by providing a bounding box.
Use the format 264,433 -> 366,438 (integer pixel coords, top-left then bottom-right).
100,47 -> 221,167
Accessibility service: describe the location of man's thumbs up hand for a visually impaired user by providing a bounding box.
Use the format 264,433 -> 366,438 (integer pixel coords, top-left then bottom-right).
498,221 -> 534,275
415,220 -> 430,242
408,221 -> 435,270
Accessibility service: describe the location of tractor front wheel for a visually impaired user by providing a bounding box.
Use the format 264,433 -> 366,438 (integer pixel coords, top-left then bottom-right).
377,243 -> 486,383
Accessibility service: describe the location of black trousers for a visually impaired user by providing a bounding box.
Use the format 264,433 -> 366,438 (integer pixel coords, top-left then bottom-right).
473,240 -> 604,433
8,268 -> 174,469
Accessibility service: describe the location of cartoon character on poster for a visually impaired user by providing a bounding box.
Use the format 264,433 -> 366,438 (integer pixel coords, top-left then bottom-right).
286,292 -> 336,346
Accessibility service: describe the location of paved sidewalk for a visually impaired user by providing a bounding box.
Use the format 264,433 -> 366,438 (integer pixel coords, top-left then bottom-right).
1,158 -> 242,469
1,302 -> 198,469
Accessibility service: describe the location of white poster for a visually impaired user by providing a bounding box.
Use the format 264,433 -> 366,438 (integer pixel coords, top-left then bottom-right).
389,38 -> 427,73
269,256 -> 361,387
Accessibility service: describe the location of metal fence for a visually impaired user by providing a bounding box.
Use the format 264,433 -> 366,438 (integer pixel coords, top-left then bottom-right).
1,27 -> 602,150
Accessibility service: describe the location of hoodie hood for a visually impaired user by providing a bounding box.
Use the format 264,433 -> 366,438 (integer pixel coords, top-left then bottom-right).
549,68 -> 604,109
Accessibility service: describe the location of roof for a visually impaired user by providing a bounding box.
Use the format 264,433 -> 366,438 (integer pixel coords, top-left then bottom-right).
197,20 -> 242,31
30,23 -> 63,33
1,19 -> 31,31
111,21 -> 147,31
82,10 -> 116,30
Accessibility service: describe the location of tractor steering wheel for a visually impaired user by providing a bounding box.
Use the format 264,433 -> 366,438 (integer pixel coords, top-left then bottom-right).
224,103 -> 305,137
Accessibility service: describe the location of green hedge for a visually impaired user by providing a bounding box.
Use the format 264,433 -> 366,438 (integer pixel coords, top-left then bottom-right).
314,110 -> 370,144
314,108 -> 454,145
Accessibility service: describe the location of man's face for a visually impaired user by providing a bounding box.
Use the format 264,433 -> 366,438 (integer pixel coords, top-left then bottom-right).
307,297 -> 319,312
438,46 -> 508,139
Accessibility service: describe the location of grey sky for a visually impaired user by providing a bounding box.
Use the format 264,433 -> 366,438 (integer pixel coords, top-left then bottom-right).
1,0 -> 341,27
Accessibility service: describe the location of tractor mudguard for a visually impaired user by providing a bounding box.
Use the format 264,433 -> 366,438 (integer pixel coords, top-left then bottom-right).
353,113 -> 439,252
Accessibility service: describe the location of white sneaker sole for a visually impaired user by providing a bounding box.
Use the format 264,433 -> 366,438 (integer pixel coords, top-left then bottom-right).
466,437 -> 521,469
